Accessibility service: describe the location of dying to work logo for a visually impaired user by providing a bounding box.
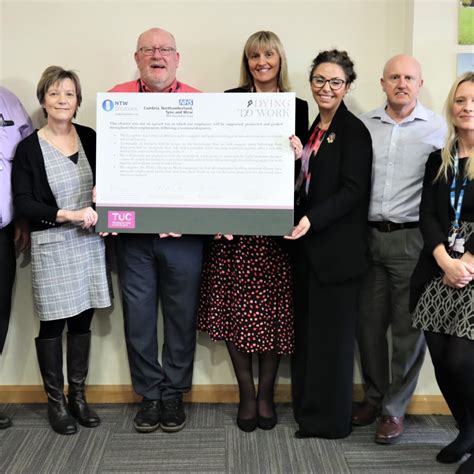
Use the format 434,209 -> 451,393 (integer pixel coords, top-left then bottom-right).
102,99 -> 114,112
239,97 -> 290,118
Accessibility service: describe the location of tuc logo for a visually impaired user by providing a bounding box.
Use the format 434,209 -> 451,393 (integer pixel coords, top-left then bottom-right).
108,211 -> 136,229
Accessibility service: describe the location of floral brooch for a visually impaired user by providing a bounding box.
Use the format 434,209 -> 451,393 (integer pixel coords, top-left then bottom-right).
327,132 -> 336,144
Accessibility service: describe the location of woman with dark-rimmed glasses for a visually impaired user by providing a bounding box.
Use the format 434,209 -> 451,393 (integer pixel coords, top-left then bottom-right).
286,49 -> 373,439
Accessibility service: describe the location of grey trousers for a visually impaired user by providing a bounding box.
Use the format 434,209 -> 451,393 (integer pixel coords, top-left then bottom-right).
356,227 -> 426,417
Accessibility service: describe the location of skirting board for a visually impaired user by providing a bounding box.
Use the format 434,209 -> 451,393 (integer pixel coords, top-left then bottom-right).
0,384 -> 451,415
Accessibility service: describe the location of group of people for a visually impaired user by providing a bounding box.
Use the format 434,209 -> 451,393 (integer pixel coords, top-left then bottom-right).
1,26 -> 473,472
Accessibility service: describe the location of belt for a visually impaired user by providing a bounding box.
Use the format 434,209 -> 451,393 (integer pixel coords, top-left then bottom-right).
368,221 -> 419,232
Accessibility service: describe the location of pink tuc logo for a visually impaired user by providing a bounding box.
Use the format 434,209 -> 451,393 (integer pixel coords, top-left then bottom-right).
108,211 -> 136,229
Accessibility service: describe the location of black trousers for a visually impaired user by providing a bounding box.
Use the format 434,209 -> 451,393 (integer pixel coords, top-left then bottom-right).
0,224 -> 16,353
292,255 -> 361,439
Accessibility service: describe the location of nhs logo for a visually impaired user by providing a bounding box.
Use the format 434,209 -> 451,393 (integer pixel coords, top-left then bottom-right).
179,99 -> 193,106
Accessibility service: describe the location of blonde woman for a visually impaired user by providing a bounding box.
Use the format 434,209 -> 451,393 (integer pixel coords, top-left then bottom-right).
198,31 -> 308,432
411,72 -> 474,473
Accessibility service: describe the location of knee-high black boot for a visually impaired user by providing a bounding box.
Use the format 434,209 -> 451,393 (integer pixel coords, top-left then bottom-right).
35,336 -> 77,435
67,332 -> 100,427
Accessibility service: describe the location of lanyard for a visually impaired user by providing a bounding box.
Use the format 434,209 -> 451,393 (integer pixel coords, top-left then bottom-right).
450,150 -> 467,231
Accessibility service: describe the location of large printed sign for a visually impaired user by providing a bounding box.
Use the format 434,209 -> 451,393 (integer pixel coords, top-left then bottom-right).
96,92 -> 295,235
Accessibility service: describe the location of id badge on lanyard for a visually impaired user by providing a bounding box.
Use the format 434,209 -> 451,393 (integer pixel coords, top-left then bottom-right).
448,150 -> 467,254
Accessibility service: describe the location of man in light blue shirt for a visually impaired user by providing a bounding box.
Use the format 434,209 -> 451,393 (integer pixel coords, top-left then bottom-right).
353,55 -> 446,444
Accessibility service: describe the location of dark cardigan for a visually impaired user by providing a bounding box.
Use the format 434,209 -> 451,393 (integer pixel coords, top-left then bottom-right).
11,123 -> 96,232
410,150 -> 474,311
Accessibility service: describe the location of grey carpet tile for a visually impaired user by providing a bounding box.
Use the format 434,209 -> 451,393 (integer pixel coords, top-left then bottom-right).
271,429 -> 350,474
99,429 -> 225,472
343,416 -> 457,474
0,403 -> 470,473
183,403 -> 225,429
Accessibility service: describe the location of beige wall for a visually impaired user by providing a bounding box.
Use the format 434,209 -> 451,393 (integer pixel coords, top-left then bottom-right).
0,0 -> 465,395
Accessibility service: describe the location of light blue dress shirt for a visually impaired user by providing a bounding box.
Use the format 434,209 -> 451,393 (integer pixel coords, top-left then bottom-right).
360,101 -> 447,223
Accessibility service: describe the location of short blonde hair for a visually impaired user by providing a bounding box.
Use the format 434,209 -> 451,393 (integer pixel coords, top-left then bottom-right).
437,71 -> 474,181
239,31 -> 290,92
37,66 -> 82,118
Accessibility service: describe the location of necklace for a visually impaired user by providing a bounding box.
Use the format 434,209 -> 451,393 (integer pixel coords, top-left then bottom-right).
42,126 -> 78,156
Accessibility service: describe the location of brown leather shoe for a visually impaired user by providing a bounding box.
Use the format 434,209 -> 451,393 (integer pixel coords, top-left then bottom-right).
352,402 -> 379,426
375,415 -> 404,444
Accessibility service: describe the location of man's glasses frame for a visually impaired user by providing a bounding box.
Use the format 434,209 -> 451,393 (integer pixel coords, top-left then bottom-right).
137,47 -> 176,57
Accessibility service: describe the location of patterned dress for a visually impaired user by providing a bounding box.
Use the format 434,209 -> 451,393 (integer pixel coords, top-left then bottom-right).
413,221 -> 474,339
198,235 -> 294,354
30,137 -> 112,321
197,89 -> 308,355
413,158 -> 474,340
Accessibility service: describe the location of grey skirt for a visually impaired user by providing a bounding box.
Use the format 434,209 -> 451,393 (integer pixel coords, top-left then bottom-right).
31,225 -> 112,321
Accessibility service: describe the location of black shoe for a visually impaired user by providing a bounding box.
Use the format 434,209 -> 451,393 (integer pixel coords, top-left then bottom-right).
437,433 -> 474,464
35,336 -> 77,435
295,430 -> 315,439
0,412 -> 12,429
134,399 -> 161,433
257,402 -> 277,430
67,332 -> 100,428
456,454 -> 474,474
258,413 -> 277,430
161,398 -> 186,432
237,416 -> 258,432
47,395 -> 78,435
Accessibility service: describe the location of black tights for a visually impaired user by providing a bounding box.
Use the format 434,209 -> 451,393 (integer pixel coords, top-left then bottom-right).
38,309 -> 94,339
425,331 -> 474,451
226,342 -> 280,420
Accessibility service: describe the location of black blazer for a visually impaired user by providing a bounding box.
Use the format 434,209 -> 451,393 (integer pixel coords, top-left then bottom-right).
297,101 -> 373,283
12,123 -> 96,232
410,150 -> 474,311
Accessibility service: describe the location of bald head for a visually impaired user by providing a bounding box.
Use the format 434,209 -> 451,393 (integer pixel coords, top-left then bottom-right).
381,54 -> 424,120
136,28 -> 176,51
382,55 -> 422,80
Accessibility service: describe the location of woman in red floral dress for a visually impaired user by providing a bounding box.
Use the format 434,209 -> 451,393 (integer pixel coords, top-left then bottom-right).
198,31 -> 308,432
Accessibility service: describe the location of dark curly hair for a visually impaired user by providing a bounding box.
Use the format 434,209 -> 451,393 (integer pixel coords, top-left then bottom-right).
309,49 -> 357,84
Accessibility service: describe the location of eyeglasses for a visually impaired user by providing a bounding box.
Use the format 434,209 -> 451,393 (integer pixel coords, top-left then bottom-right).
138,46 -> 176,56
310,76 -> 346,90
